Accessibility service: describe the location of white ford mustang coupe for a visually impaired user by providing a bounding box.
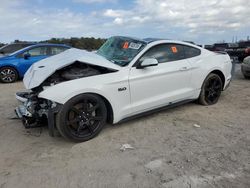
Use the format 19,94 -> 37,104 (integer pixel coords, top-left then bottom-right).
15,36 -> 232,142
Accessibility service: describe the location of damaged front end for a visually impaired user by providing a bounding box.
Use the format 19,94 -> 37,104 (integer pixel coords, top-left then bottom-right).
15,91 -> 62,136
15,62 -> 106,130
15,49 -> 120,137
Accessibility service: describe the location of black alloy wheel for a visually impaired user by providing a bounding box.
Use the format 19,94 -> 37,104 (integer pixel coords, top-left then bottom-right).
56,94 -> 107,142
0,67 -> 18,83
199,73 -> 223,105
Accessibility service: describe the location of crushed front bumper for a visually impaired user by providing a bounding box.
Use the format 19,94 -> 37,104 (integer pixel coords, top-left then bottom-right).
15,90 -> 62,136
15,105 -> 33,119
15,92 -> 33,116
15,100 -> 43,129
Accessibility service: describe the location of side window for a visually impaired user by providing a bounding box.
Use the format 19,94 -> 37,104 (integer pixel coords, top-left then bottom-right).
183,46 -> 201,58
24,47 -> 48,57
138,44 -> 185,64
50,47 -> 67,55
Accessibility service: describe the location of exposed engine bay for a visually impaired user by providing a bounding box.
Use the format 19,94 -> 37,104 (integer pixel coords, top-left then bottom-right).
15,61 -> 116,134
41,61 -> 116,87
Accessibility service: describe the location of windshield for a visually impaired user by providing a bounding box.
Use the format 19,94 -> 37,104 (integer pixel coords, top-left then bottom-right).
4,43 -> 35,56
0,44 -> 12,54
97,36 -> 146,66
8,46 -> 32,56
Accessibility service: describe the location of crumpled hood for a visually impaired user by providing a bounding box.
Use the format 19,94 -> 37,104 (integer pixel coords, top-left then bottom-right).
23,48 -> 121,89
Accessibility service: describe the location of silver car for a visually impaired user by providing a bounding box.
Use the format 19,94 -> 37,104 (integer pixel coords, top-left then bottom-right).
241,56 -> 250,79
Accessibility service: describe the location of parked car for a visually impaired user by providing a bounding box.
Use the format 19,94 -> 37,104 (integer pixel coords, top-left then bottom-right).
205,43 -> 238,52
0,43 -> 71,83
0,43 -> 35,56
205,42 -> 250,62
225,41 -> 250,62
15,36 -> 232,142
241,56 -> 250,79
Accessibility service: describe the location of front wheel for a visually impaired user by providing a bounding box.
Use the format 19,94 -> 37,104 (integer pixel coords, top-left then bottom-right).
198,73 -> 223,105
0,67 -> 18,83
56,94 -> 107,142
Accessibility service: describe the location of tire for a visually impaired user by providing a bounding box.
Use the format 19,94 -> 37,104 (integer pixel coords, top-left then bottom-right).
0,66 -> 18,83
243,74 -> 250,79
56,94 -> 107,142
198,73 -> 223,106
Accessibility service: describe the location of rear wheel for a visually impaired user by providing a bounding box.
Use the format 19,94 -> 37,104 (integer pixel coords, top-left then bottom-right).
56,94 -> 107,142
198,73 -> 223,105
0,67 -> 18,83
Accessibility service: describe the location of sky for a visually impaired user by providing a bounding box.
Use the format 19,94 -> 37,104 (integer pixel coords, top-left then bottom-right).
0,0 -> 249,44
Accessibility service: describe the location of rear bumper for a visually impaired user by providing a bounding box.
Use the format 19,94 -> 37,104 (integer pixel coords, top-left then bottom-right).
224,80 -> 231,90
223,75 -> 231,91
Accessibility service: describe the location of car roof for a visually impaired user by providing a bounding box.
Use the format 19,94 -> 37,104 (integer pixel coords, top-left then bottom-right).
112,36 -> 203,52
115,36 -> 200,47
6,42 -> 36,46
10,43 -> 71,56
142,38 -> 201,47
142,38 -> 169,43
114,36 -> 168,44
29,43 -> 71,47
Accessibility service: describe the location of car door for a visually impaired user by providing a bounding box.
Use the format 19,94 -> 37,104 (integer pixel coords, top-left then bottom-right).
18,46 -> 49,75
128,43 -> 194,115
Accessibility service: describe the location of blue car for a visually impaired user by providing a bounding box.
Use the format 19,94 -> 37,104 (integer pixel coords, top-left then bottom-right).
0,43 -> 71,83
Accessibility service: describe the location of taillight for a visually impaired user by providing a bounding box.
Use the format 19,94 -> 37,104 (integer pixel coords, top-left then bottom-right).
245,48 -> 250,54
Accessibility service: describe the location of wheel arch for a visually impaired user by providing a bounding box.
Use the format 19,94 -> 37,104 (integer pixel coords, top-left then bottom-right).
39,85 -> 117,124
209,69 -> 225,89
87,92 -> 114,124
0,65 -> 20,78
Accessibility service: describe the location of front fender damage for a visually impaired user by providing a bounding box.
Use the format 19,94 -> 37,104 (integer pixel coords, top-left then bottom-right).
15,59 -> 117,137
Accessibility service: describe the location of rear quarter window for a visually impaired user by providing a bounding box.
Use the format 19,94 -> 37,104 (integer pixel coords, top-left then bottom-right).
183,46 -> 201,58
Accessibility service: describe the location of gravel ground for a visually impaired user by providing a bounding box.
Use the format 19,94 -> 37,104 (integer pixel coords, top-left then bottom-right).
0,64 -> 249,188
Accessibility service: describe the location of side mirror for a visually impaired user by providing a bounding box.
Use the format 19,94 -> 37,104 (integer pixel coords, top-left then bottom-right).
137,58 -> 158,69
23,53 -> 31,60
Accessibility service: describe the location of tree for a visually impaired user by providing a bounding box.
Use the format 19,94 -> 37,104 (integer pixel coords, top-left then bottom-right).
42,37 -> 106,51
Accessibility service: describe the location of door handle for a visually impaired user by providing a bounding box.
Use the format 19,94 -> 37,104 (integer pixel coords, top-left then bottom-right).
179,67 -> 189,71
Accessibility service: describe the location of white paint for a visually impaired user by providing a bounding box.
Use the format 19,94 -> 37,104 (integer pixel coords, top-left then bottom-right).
22,40 -> 232,124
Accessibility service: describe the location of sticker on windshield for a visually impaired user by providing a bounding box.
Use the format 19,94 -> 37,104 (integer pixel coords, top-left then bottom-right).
128,42 -> 142,50
123,42 -> 129,49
